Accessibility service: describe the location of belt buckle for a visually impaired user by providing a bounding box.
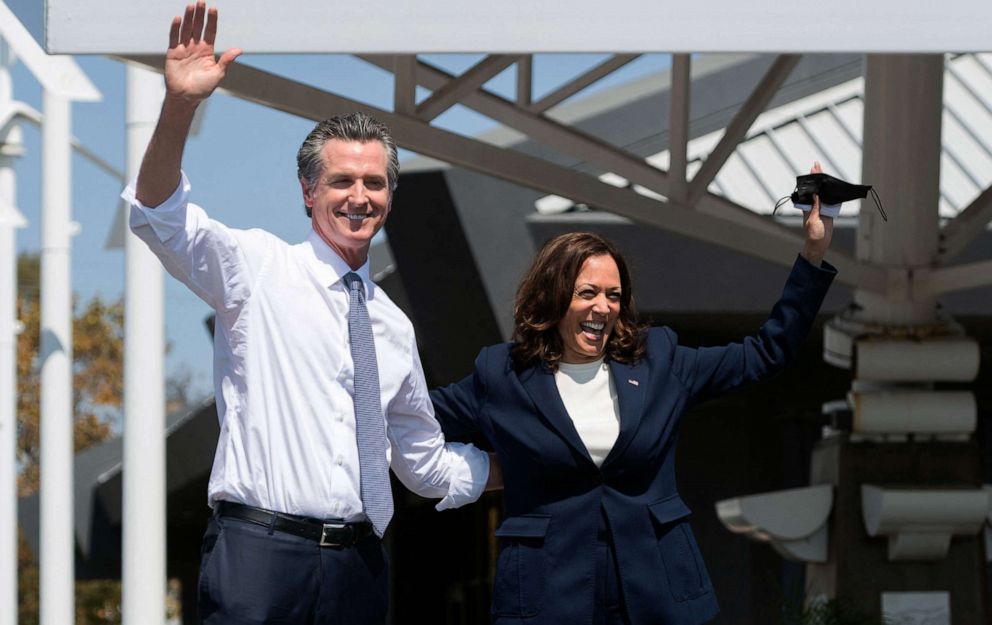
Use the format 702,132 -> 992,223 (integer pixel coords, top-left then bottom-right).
319,522 -> 349,547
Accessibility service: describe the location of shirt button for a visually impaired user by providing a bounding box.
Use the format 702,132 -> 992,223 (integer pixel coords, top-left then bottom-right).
335,457 -> 344,466
336,414 -> 344,423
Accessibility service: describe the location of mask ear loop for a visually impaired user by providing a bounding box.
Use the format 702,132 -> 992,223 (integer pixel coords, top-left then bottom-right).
772,195 -> 792,217
869,188 -> 888,222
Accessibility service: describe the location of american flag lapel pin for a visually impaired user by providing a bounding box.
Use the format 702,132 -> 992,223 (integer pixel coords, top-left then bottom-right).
628,379 -> 639,386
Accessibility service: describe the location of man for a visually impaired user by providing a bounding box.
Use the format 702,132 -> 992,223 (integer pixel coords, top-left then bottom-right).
124,3 -> 493,624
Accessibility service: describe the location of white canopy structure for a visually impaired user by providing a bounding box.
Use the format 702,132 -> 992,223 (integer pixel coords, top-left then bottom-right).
34,0 -> 992,623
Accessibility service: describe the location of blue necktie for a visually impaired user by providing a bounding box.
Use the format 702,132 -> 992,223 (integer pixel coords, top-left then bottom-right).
343,272 -> 393,536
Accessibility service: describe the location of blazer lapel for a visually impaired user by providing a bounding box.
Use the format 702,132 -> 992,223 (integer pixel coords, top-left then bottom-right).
603,358 -> 648,466
517,363 -> 594,464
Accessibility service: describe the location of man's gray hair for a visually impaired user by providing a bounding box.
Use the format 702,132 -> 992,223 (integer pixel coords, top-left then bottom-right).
296,112 -> 400,217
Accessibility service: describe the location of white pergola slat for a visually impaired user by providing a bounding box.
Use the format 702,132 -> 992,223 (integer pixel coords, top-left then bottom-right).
46,0 -> 992,54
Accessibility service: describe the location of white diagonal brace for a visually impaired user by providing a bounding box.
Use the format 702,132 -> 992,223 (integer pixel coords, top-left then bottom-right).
416,55 -> 518,122
688,55 -> 801,204
393,55 -> 417,114
939,185 -> 992,262
0,1 -> 100,101
529,54 -> 640,114
122,55 -> 881,291
928,258 -> 992,295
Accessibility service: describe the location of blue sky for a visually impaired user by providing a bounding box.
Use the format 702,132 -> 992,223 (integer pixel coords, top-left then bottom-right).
6,0 -> 671,406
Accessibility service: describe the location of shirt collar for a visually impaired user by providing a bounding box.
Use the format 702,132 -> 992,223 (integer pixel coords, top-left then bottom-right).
304,230 -> 376,298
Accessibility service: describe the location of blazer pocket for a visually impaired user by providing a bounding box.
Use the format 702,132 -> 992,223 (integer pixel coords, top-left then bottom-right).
492,514 -> 552,618
649,495 -> 708,603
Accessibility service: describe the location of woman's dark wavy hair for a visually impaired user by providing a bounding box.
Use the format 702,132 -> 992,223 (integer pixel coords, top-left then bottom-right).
511,232 -> 645,371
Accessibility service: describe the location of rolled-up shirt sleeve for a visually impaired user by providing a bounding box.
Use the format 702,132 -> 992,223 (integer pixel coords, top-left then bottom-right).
386,337 -> 490,511
123,171 -> 255,313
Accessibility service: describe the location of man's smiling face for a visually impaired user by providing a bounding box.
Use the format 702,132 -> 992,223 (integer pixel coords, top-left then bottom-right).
303,139 -> 391,269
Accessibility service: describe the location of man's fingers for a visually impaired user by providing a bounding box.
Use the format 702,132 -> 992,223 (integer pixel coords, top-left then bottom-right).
217,48 -> 243,71
811,160 -> 822,174
190,1 -> 207,43
203,7 -> 219,45
179,4 -> 195,43
169,16 -> 181,49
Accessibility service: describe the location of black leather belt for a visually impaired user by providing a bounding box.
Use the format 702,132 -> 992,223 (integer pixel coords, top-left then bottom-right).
216,501 -> 375,547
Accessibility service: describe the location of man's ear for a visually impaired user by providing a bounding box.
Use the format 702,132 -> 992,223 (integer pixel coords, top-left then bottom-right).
300,178 -> 313,210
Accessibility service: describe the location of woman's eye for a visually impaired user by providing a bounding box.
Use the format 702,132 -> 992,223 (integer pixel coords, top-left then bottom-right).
607,292 -> 622,301
577,290 -> 595,299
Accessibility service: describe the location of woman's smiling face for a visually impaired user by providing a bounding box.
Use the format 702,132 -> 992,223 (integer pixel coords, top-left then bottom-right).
557,254 -> 621,364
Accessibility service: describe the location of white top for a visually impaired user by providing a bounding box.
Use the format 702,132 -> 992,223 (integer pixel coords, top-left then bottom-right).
554,359 -> 621,467
124,173 -> 489,529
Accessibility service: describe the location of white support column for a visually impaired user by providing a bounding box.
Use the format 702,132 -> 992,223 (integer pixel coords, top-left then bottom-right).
122,64 -> 166,625
0,39 -> 25,625
39,89 -> 74,625
805,57 -> 985,619
0,151 -> 20,625
855,55 -> 944,326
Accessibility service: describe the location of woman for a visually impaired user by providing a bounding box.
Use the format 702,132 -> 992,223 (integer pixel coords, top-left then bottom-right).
431,177 -> 836,625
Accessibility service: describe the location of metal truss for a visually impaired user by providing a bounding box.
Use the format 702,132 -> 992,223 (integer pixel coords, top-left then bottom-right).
122,52 -> 992,297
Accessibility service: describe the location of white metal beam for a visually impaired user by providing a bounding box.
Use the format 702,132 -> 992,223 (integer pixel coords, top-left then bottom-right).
517,55 -> 532,106
416,55 -> 518,122
122,54 -> 884,290
939,185 -> 992,262
0,102 -> 124,180
529,55 -> 639,114
929,259 -> 992,295
47,0 -> 992,54
688,55 -> 801,205
668,54 -> 690,203
393,55 -> 416,115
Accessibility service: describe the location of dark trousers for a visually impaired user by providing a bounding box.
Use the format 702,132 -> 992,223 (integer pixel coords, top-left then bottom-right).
198,512 -> 389,625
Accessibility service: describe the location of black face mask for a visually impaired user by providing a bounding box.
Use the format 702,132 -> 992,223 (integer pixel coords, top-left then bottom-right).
774,173 -> 887,221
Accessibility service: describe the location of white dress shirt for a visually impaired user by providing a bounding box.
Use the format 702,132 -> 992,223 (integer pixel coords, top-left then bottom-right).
555,359 -> 620,467
124,173 -> 489,527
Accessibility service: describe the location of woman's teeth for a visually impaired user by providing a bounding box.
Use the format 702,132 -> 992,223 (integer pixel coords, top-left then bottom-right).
580,321 -> 605,337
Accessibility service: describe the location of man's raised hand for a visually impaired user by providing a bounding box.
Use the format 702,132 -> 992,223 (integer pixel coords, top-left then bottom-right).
165,2 -> 242,105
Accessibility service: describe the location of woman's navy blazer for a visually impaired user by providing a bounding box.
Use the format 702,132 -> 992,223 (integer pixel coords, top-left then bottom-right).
431,255 -> 836,625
